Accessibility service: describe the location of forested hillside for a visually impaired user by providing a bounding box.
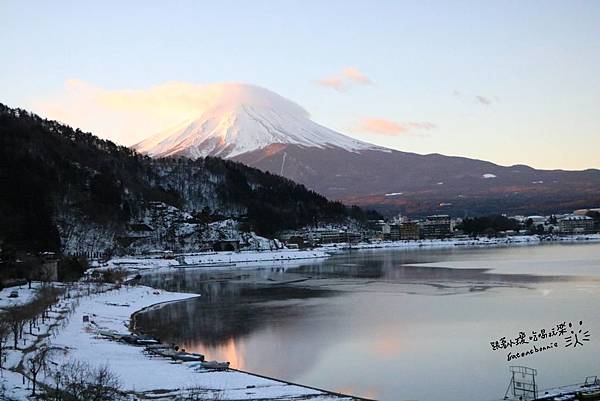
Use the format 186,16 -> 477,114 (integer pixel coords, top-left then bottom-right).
0,104 -> 375,255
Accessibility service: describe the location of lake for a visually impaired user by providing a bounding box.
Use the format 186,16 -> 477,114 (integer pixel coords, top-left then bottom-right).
135,242 -> 600,401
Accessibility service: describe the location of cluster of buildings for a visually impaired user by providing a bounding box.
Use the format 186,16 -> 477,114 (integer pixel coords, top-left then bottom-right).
281,208 -> 600,248
280,214 -> 454,247
65,202 -> 600,253
557,214 -> 595,234
380,215 -> 452,241
511,208 -> 599,235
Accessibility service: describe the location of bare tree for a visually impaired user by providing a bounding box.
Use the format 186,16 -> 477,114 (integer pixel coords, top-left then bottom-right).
88,364 -> 122,401
52,359 -> 123,401
6,306 -> 26,349
0,320 -> 10,371
4,285 -> 63,350
99,268 -> 127,284
176,386 -> 224,401
27,346 -> 53,396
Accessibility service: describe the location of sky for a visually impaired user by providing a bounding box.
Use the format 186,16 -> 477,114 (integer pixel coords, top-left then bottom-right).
1,0 -> 599,170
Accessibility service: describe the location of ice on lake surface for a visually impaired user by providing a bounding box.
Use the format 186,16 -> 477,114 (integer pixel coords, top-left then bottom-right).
136,242 -> 600,401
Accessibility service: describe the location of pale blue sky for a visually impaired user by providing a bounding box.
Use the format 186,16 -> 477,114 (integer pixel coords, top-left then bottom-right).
1,0 -> 599,169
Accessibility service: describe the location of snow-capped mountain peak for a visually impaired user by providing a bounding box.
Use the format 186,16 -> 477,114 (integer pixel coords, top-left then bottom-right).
132,83 -> 377,159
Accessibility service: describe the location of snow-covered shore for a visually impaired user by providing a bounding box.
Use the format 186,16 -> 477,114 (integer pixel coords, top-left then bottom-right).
91,234 -> 600,274
1,283 -> 358,401
3,234 -> 599,399
181,249 -> 329,265
317,234 -> 600,253
52,286 -> 356,399
95,249 -> 330,272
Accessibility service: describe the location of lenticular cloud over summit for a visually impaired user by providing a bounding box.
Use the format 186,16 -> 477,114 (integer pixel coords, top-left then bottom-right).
133,83 -> 376,159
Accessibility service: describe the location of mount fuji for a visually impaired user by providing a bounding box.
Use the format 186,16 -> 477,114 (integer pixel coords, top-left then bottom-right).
133,83 -> 600,216
133,83 -> 380,159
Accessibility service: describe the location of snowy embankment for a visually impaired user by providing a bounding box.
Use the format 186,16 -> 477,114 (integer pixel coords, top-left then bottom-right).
317,236 -> 542,252
317,234 -> 600,253
551,233 -> 600,242
94,235 -> 600,273
1,283 -> 357,401
52,286 -> 355,400
181,249 -> 329,265
96,249 -> 330,272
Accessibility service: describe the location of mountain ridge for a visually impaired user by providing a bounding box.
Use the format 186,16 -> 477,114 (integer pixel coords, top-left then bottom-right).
133,83 -> 600,216
234,143 -> 600,215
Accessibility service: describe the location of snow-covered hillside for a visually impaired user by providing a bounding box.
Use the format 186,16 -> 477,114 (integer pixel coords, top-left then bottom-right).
132,83 -> 378,159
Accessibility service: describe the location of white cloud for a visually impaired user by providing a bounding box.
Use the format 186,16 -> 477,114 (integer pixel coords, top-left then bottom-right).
32,80 -> 231,145
352,117 -> 436,136
316,67 -> 372,92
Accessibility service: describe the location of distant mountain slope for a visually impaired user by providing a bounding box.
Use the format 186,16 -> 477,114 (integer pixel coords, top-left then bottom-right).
0,104 -> 371,253
234,144 -> 600,216
133,83 -> 600,216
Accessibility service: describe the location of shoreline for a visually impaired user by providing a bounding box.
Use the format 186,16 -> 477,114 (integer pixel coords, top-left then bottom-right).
94,234 -> 600,274
318,233 -> 600,252
130,297 -> 374,401
55,285 -> 363,400
1,283 -> 363,400
96,248 -> 330,272
3,239 -> 599,400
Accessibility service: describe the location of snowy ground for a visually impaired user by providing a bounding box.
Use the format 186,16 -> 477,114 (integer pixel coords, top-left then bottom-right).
1,283 -> 359,401
96,256 -> 180,270
94,249 -> 330,273
0,282 -> 46,311
181,249 -> 329,265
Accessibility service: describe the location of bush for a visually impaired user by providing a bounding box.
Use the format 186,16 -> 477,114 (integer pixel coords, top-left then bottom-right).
177,386 -> 223,401
58,256 -> 89,282
49,360 -> 123,401
100,268 -> 128,284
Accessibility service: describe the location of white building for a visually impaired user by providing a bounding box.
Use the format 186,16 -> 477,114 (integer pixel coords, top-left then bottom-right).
558,215 -> 594,234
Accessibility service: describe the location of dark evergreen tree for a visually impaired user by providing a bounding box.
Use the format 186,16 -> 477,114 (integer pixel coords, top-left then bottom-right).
0,103 -> 375,251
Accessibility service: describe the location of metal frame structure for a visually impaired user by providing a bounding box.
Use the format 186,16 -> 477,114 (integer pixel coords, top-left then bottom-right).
585,375 -> 600,386
504,366 -> 538,400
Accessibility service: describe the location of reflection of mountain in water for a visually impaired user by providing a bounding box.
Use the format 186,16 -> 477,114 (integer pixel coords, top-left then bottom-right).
134,270 -> 336,347
133,270 -> 340,377
134,250 -> 572,349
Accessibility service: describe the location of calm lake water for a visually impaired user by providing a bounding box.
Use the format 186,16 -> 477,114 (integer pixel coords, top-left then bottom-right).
135,242 -> 600,401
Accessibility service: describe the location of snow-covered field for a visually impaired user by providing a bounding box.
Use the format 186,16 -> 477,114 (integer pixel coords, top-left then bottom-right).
1,284 -> 357,401
0,282 -> 46,311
